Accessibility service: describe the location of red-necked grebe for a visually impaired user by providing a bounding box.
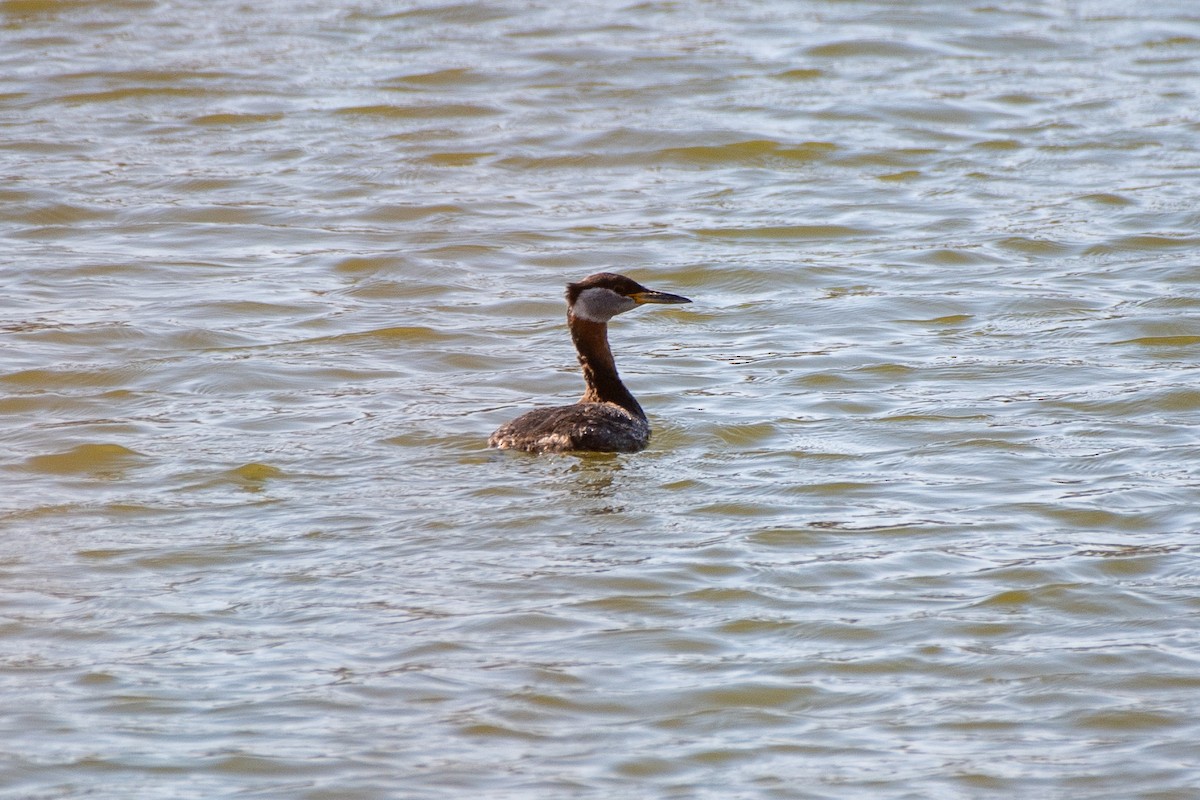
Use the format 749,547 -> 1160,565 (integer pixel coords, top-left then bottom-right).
488,272 -> 692,453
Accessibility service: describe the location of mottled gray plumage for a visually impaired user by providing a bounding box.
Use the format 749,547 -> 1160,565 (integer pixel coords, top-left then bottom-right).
487,402 -> 650,453
489,272 -> 691,454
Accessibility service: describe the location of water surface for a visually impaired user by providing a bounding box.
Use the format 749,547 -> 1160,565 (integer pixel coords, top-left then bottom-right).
3,1 -> 1200,798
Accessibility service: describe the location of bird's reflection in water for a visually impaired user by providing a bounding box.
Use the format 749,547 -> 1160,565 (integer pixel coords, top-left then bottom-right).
564,455 -> 627,516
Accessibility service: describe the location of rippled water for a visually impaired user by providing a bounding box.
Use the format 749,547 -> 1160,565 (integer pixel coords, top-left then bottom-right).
4,0 -> 1200,797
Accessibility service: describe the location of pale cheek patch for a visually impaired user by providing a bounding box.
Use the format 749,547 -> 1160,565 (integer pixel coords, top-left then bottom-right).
573,287 -> 636,322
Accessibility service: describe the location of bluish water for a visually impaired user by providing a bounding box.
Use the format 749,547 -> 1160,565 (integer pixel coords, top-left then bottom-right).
3,1 -> 1200,798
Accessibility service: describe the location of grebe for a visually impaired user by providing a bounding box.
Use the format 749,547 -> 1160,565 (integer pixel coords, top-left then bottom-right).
488,272 -> 691,453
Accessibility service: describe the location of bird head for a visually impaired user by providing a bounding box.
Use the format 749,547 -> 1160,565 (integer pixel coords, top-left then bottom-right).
566,272 -> 691,322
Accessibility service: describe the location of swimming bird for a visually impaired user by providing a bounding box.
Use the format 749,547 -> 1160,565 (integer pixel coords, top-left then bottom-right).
488,272 -> 692,453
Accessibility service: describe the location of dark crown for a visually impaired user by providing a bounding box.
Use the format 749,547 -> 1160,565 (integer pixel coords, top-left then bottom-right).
565,272 -> 647,305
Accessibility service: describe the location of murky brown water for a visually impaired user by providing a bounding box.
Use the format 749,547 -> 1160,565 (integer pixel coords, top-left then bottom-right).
4,1 -> 1200,797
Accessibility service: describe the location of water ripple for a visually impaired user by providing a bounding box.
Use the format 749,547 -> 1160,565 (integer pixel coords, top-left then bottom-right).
4,0 -> 1200,798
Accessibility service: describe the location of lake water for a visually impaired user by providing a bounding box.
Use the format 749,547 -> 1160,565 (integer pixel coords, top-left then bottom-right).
3,1 -> 1200,797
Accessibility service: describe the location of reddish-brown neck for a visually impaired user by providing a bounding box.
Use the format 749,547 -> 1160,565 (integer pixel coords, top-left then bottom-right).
568,312 -> 645,419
